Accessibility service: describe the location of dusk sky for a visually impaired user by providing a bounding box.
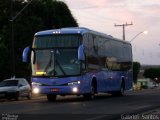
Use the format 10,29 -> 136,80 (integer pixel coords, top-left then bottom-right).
62,0 -> 160,65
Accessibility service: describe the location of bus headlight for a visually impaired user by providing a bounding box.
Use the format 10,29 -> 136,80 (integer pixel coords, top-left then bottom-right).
68,81 -> 80,86
32,87 -> 40,94
72,87 -> 78,93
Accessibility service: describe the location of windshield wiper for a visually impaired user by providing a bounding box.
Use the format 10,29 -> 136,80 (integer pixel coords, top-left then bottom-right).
43,50 -> 66,76
55,59 -> 66,76
44,50 -> 55,75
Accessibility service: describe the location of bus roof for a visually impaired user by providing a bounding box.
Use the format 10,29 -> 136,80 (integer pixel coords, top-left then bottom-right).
35,27 -> 89,36
35,27 -> 131,44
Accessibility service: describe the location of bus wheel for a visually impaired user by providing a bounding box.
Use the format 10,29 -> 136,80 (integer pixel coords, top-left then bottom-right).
118,82 -> 125,96
83,85 -> 95,100
47,94 -> 57,102
111,83 -> 125,96
115,83 -> 125,96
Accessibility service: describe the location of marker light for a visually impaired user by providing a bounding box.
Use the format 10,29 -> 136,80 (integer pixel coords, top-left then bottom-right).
33,87 -> 40,94
36,72 -> 46,75
32,82 -> 42,86
68,81 -> 80,86
53,31 -> 61,34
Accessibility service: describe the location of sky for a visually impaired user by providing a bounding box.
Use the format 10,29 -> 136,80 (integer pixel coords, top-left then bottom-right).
61,0 -> 160,65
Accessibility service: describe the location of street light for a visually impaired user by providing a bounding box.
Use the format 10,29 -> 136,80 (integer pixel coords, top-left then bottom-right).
130,31 -> 148,43
10,0 -> 33,78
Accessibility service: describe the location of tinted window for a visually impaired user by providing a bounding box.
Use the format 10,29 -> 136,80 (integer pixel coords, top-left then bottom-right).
23,79 -> 29,85
19,79 -> 28,86
110,40 -> 124,58
98,38 -> 112,56
123,44 -> 132,61
33,34 -> 81,48
0,80 -> 18,87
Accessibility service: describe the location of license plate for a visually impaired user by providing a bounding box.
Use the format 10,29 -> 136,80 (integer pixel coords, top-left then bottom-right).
51,88 -> 59,92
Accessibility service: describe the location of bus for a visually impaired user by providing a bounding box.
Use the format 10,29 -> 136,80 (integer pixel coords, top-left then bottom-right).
23,27 -> 133,101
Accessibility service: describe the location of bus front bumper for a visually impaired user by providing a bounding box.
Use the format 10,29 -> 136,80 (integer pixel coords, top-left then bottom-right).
32,85 -> 82,95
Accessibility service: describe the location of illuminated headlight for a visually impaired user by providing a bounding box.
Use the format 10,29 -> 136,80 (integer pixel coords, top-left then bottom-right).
32,87 -> 40,94
68,81 -> 80,86
32,82 -> 42,86
72,87 -> 78,93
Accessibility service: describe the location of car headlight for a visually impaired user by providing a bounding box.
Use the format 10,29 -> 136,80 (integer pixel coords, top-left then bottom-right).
68,81 -> 80,86
32,82 -> 42,86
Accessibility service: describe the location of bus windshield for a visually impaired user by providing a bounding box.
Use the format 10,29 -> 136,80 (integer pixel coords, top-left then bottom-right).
31,34 -> 81,77
33,34 -> 81,48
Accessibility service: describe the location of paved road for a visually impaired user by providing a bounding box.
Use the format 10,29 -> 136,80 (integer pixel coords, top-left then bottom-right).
0,88 -> 160,120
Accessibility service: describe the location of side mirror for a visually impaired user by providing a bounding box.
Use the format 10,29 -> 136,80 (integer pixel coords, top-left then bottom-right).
78,44 -> 84,61
22,46 -> 30,63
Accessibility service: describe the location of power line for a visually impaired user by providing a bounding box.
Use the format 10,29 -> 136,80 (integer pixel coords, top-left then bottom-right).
114,22 -> 133,40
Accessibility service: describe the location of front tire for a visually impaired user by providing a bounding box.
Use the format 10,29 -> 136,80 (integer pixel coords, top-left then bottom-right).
15,92 -> 20,101
118,85 -> 125,96
112,83 -> 125,96
118,81 -> 125,96
84,85 -> 95,100
27,91 -> 32,100
47,94 -> 57,102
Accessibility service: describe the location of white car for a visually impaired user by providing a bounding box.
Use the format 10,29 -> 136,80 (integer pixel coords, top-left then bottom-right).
0,78 -> 32,100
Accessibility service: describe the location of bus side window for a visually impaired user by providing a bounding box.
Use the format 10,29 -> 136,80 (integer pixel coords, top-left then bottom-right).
82,54 -> 87,72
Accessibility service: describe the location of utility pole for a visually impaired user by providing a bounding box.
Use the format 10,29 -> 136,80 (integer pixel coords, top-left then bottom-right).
10,0 -> 15,78
10,0 -> 33,78
114,22 -> 133,40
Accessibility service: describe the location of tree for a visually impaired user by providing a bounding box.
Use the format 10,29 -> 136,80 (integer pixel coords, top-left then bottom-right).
0,0 -> 11,80
0,42 -> 10,79
143,68 -> 160,83
0,0 -> 78,80
133,62 -> 141,83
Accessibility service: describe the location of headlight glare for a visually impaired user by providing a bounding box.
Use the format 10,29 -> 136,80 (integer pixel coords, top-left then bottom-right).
32,87 -> 40,94
72,87 -> 78,93
32,82 -> 42,86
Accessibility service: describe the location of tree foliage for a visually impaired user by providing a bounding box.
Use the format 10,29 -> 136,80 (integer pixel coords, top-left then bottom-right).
133,62 -> 141,83
143,68 -> 160,83
0,0 -> 78,80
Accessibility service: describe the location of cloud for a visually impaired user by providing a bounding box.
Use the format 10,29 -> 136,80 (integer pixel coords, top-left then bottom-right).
63,0 -> 160,64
